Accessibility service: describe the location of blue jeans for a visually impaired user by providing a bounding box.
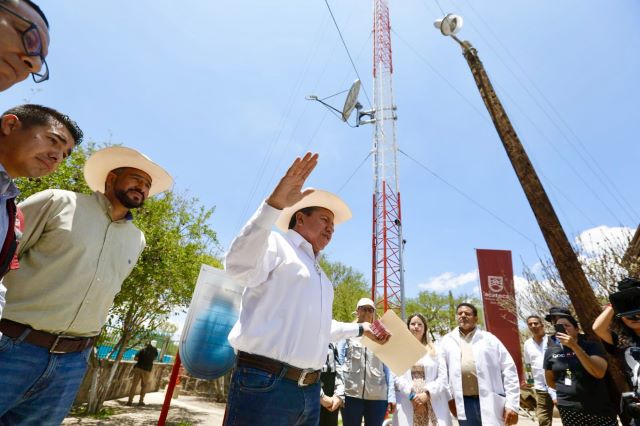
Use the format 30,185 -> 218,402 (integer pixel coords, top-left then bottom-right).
224,366 -> 321,425
341,396 -> 388,426
0,334 -> 91,425
458,396 -> 482,426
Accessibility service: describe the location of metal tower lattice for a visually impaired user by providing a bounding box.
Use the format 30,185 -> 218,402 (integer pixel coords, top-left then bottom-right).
371,0 -> 404,316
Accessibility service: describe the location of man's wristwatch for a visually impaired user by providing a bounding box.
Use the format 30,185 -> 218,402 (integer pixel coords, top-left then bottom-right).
358,324 -> 364,337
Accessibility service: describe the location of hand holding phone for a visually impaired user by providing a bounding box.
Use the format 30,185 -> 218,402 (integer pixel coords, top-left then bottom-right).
554,323 -> 566,335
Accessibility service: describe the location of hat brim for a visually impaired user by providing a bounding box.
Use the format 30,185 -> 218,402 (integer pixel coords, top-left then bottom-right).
275,189 -> 352,232
84,146 -> 173,197
544,312 -> 571,322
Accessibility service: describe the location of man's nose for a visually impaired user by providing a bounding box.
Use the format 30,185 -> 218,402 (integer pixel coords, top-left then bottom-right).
50,150 -> 63,163
20,54 -> 43,74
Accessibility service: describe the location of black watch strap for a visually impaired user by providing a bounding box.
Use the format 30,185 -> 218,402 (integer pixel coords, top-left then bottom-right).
358,324 -> 364,337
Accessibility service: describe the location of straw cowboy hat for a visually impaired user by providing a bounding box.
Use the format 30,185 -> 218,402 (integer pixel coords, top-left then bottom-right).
275,188 -> 352,232
84,146 -> 173,197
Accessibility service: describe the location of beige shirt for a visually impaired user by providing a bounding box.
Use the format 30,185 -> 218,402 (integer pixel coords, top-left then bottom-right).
3,190 -> 145,336
460,327 -> 479,396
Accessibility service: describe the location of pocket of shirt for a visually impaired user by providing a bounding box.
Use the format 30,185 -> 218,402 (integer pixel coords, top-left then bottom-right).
238,366 -> 280,392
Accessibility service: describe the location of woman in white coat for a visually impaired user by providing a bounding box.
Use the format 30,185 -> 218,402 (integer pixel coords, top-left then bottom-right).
393,313 -> 452,426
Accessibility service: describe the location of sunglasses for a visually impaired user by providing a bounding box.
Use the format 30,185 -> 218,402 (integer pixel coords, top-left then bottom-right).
0,3 -> 49,83
358,306 -> 375,313
623,314 -> 640,321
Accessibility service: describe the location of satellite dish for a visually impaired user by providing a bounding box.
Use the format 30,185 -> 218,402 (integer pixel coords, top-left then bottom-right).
433,14 -> 463,36
342,79 -> 361,122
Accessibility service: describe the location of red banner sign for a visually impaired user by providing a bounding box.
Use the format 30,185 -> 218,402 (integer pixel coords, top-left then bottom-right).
476,249 -> 523,382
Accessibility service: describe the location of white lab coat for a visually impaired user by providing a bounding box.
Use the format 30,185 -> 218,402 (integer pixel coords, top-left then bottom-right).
440,328 -> 520,426
392,348 -> 453,426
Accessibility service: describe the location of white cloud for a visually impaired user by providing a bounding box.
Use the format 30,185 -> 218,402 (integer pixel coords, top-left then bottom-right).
575,225 -> 634,257
418,270 -> 478,292
513,275 -> 529,294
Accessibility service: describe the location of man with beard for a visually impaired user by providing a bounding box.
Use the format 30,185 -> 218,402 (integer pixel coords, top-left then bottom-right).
441,303 -> 520,426
0,146 -> 172,425
0,0 -> 50,92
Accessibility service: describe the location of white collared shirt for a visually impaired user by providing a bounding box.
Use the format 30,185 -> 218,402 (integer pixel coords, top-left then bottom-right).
523,336 -> 548,391
225,201 -> 359,370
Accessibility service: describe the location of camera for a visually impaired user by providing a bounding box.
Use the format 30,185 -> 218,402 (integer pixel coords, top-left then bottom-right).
610,277 -> 640,318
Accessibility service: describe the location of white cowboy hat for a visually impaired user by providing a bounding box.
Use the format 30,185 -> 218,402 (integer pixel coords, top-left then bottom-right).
84,146 -> 173,197
275,188 -> 352,232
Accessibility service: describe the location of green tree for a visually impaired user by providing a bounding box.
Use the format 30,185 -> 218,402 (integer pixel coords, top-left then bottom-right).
88,191 -> 220,413
447,290 -> 456,329
405,290 -> 482,339
319,256 -> 369,322
13,142 -> 221,413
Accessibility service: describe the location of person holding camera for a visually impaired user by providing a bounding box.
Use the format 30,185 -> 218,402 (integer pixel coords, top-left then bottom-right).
593,277 -> 640,423
543,308 -> 618,425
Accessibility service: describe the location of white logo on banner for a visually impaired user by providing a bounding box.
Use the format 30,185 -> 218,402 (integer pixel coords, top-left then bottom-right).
488,275 -> 504,293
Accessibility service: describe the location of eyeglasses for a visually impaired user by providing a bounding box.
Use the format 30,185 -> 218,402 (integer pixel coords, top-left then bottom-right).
0,4 -> 49,83
359,307 -> 375,313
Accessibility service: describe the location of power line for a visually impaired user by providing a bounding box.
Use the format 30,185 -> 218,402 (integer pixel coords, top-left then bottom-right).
454,0 -> 639,223
399,148 -> 541,248
433,0 -> 446,15
323,0 -> 372,108
391,29 -> 494,127
234,12 -> 333,233
338,151 -> 372,194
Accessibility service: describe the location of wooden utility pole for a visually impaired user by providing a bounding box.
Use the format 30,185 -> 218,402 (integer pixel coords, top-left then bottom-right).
450,37 -> 628,393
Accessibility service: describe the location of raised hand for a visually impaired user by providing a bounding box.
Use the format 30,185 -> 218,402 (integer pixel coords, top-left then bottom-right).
266,152 -> 318,210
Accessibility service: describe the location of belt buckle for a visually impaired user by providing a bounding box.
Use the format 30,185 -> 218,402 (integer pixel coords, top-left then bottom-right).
49,335 -> 71,354
297,368 -> 315,387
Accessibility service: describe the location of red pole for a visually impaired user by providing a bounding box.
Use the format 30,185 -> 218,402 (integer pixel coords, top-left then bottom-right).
157,351 -> 181,426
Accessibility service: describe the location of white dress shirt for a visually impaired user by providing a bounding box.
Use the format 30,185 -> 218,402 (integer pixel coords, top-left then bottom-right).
523,336 -> 548,391
225,201 -> 359,370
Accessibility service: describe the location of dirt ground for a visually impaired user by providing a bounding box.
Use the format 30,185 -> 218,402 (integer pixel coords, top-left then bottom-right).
62,391 -> 559,425
62,392 -> 226,425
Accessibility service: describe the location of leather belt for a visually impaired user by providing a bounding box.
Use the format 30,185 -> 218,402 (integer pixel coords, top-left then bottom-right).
0,319 -> 96,354
237,351 -> 320,387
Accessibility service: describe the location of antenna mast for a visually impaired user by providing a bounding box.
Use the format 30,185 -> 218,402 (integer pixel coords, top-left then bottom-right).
371,0 -> 404,316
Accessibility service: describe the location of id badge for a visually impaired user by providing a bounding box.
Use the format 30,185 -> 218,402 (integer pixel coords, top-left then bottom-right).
564,369 -> 572,386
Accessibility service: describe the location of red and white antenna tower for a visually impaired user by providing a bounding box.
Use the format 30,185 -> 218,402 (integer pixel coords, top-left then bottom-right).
371,0 -> 404,315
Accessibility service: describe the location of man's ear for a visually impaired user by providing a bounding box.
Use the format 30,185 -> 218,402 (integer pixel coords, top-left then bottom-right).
0,114 -> 21,136
104,171 -> 118,192
295,211 -> 304,226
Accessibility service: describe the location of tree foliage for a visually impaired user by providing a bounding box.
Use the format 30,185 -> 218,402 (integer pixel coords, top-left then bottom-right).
517,230 -> 633,325
15,142 -> 221,413
405,290 -> 482,339
319,256 -> 369,323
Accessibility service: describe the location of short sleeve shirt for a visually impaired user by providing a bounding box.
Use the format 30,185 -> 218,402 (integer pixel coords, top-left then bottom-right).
135,346 -> 158,372
543,337 -> 615,416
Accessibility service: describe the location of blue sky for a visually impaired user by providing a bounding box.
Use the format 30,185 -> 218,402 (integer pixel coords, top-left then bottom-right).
3,1 -> 639,305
